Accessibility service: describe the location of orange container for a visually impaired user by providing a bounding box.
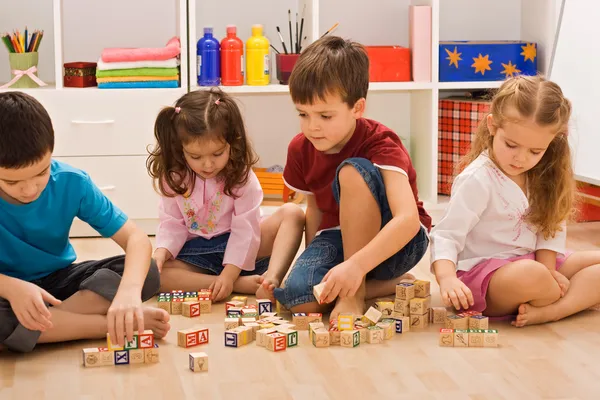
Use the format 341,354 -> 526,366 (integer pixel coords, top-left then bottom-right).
365,46 -> 411,82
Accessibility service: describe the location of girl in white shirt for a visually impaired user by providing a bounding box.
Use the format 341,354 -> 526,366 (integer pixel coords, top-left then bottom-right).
430,75 -> 600,327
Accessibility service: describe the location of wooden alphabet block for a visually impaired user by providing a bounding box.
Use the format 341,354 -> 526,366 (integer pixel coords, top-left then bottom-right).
265,333 -> 287,352
308,322 -> 325,342
395,283 -> 415,300
391,311 -> 405,319
292,313 -> 309,330
259,322 -> 276,330
278,329 -> 299,348
468,329 -> 484,347
410,313 -> 429,329
138,330 -> 155,349
157,297 -> 172,314
394,316 -> 410,333
225,300 -> 245,313
271,319 -> 289,325
227,308 -> 242,318
340,330 -> 360,347
432,307 -> 447,324
171,298 -> 184,315
231,296 -> 248,305
123,334 -> 138,350
144,344 -> 160,363
329,327 -> 341,346
414,280 -> 431,298
82,348 -> 115,367
225,317 -> 240,330
244,322 -> 260,341
114,350 -> 130,365
261,312 -> 278,318
394,298 -> 410,316
312,328 -> 330,348
469,315 -> 489,330
409,296 -> 431,315
178,329 -> 199,348
439,329 -> 454,347
256,299 -> 273,315
256,328 -> 278,347
483,329 -> 499,347
312,282 -> 326,304
182,301 -> 201,318
366,326 -> 384,344
129,348 -> 145,364
241,317 -> 257,325
189,352 -> 208,372
106,333 -> 124,351
224,331 -> 240,347
306,313 -> 323,324
355,326 -> 368,343
337,313 -> 354,331
198,297 -> 212,314
445,314 -> 469,330
362,307 -> 382,325
377,319 -> 395,339
453,330 -> 469,347
374,300 -> 395,318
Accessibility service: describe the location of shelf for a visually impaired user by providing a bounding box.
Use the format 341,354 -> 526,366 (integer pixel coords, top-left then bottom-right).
192,81 -> 434,94
438,81 -> 504,90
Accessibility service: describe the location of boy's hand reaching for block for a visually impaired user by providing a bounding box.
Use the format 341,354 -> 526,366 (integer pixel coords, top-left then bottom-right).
107,287 -> 144,347
8,279 -> 61,332
319,259 -> 364,303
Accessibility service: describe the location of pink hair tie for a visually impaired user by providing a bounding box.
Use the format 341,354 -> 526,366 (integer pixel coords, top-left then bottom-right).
174,107 -> 181,114
215,99 -> 221,105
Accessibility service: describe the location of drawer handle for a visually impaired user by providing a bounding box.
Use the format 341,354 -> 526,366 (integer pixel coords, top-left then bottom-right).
71,120 -> 115,125
99,185 -> 116,192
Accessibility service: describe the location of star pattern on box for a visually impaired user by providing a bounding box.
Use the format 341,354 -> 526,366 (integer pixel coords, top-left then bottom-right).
445,46 -> 462,69
520,43 -> 536,62
501,61 -> 521,78
471,53 -> 493,76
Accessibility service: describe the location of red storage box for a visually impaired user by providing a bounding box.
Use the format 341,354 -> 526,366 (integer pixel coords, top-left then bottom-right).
64,62 -> 97,88
438,98 -> 490,195
576,182 -> 600,222
365,46 -> 411,82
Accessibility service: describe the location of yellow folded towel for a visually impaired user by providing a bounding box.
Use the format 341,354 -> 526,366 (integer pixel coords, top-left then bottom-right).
96,75 -> 179,83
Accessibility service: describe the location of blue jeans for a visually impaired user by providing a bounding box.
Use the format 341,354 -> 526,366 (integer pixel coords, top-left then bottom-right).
177,233 -> 270,276
273,158 -> 429,309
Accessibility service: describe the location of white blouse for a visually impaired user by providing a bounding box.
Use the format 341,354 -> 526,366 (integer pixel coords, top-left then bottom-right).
430,152 -> 567,272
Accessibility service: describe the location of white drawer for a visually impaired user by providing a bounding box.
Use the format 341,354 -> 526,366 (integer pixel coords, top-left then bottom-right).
54,156 -> 159,221
34,89 -> 184,157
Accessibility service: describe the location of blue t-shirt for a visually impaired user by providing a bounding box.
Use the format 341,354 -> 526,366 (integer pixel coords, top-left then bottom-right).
0,160 -> 128,282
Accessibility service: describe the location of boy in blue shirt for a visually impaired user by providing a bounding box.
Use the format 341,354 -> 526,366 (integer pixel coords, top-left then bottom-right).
0,92 -> 169,353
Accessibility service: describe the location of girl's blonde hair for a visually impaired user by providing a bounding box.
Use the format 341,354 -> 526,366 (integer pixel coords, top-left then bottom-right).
460,75 -> 575,239
147,88 -> 258,198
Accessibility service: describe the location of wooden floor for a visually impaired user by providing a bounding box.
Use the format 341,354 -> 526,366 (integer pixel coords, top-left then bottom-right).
1,222 -> 600,400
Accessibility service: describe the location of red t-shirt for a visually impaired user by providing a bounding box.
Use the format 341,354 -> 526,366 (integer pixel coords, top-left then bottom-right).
283,118 -> 432,232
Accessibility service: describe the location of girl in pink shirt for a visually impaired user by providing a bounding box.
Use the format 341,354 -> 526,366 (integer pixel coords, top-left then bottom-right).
148,89 -> 305,302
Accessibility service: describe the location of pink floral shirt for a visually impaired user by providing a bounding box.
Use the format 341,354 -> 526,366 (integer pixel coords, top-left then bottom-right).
156,170 -> 263,271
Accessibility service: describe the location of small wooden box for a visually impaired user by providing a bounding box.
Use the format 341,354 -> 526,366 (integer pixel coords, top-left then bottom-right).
64,61 -> 97,88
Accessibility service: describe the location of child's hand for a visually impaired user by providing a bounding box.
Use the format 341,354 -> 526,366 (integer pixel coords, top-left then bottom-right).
153,248 -> 172,272
550,270 -> 570,297
7,279 -> 61,332
210,274 -> 235,302
439,276 -> 474,310
107,287 -> 144,347
319,259 -> 365,304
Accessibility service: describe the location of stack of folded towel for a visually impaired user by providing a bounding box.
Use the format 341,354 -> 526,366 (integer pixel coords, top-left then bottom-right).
96,37 -> 181,89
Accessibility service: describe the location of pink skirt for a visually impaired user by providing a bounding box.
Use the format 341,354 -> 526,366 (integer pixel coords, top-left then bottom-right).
456,251 -> 572,317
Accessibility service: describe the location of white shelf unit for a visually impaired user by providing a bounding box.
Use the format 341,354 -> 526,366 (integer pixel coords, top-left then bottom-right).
1,0 -> 188,236
0,0 -> 560,235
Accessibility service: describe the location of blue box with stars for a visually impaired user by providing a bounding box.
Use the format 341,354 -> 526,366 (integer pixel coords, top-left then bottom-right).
439,41 -> 537,82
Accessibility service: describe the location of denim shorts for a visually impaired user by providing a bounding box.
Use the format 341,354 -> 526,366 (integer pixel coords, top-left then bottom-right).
274,157 -> 429,309
177,233 -> 270,276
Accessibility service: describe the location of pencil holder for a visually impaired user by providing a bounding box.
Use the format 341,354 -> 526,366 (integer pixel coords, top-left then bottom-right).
7,52 -> 42,88
276,54 -> 300,85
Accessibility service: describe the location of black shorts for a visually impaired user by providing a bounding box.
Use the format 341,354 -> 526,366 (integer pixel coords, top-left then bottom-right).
0,255 -> 159,353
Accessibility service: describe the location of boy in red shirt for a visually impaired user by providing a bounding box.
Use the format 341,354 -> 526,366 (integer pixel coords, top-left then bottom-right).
273,36 -> 431,321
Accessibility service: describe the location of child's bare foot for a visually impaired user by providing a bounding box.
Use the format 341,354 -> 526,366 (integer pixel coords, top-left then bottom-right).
329,296 -> 366,324
140,307 -> 171,338
233,275 -> 262,294
256,275 -> 279,302
512,303 -> 555,327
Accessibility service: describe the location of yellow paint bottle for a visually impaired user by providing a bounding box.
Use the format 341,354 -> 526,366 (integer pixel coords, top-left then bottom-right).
246,24 -> 270,85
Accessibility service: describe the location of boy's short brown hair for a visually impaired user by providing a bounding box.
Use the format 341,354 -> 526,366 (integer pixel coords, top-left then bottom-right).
0,92 -> 54,169
289,36 -> 369,107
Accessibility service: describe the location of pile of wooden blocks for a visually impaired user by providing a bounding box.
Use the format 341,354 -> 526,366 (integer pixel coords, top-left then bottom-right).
82,330 -> 159,367
178,325 -> 210,348
389,279 -> 434,329
157,289 -> 212,316
440,310 -> 498,347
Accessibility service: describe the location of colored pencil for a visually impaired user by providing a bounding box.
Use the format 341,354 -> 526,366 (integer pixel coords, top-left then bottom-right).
1,28 -> 43,53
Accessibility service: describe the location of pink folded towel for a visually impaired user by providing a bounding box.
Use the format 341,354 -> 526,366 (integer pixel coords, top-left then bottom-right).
101,37 -> 181,63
